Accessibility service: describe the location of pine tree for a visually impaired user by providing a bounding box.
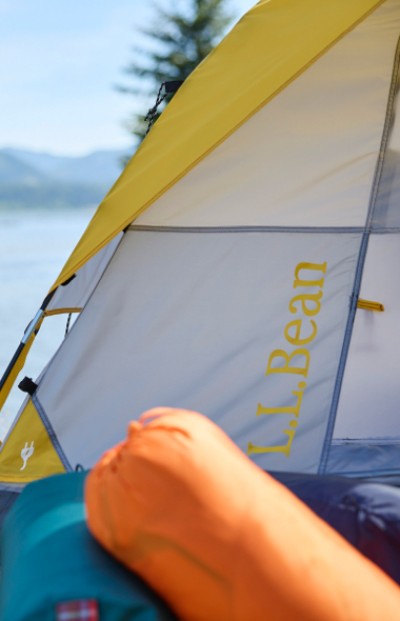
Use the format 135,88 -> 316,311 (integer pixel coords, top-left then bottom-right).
119,0 -> 233,144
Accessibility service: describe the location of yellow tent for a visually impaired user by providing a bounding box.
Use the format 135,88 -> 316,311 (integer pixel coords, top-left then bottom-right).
1,0 -> 399,486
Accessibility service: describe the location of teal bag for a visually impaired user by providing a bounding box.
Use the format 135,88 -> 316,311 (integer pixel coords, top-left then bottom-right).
0,472 -> 177,621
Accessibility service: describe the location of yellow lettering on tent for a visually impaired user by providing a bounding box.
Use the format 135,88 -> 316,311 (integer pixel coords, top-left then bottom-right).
0,399 -> 66,483
248,261 -> 327,457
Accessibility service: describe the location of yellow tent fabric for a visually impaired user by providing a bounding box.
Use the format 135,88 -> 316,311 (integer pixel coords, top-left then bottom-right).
51,0 -> 384,291
0,399 -> 66,484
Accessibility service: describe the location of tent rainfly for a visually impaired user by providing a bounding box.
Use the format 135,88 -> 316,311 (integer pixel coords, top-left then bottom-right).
0,0 -> 399,488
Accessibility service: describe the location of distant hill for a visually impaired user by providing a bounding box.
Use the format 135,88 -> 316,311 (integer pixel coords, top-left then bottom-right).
0,147 -> 129,210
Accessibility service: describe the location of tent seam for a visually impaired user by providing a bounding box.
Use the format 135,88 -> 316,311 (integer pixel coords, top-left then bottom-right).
319,33 -> 400,474
127,225 -> 366,234
32,394 -> 73,472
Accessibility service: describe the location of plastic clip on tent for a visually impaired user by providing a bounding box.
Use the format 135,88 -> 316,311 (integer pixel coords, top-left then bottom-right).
86,408 -> 400,621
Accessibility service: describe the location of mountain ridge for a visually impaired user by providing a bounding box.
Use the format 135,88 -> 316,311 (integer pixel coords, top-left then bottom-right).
0,147 -> 129,210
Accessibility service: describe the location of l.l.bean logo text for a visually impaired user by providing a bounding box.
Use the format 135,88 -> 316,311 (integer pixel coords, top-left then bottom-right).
248,261 -> 327,458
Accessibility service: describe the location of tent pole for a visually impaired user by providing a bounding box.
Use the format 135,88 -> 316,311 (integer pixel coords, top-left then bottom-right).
0,290 -> 56,411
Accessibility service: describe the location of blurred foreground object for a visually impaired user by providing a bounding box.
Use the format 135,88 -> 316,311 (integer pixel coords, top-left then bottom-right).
0,471 -> 177,621
86,408 -> 400,621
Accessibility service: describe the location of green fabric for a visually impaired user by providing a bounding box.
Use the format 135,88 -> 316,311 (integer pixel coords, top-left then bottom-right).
0,472 -> 176,621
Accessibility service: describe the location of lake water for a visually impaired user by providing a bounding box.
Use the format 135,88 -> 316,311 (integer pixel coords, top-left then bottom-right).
0,209 -> 95,438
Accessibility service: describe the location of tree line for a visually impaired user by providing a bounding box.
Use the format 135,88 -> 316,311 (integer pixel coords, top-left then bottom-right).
119,0 -> 234,145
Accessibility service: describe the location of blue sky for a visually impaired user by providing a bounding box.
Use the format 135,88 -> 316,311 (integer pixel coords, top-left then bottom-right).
1,0 -> 255,156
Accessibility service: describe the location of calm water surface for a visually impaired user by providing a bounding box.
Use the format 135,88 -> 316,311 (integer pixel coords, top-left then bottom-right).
0,209 -> 94,437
